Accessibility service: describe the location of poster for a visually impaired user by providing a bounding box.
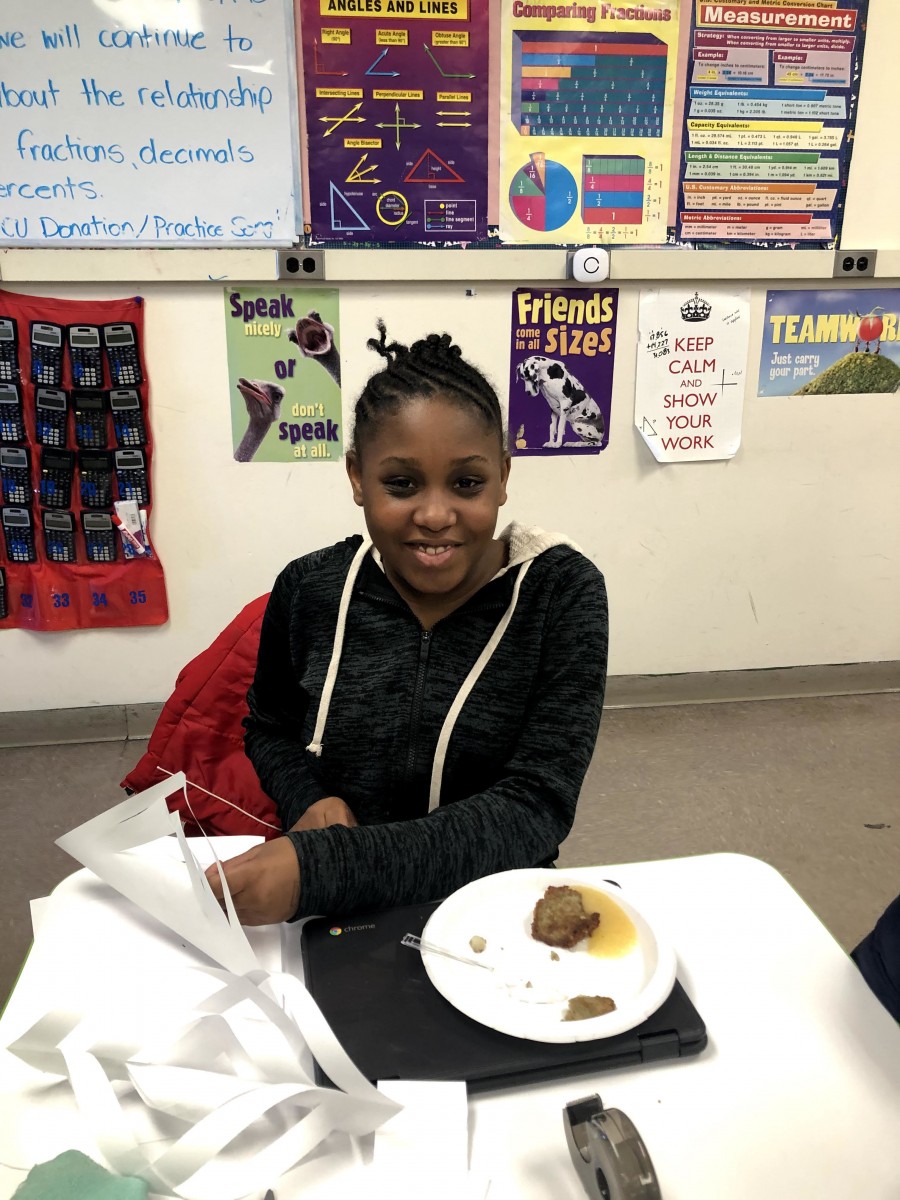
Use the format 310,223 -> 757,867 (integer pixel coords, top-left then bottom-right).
758,289 -> 900,396
674,0 -> 869,245
635,286 -> 750,461
223,288 -> 342,462
499,1 -> 681,245
508,287 -> 618,456
300,1 -> 489,242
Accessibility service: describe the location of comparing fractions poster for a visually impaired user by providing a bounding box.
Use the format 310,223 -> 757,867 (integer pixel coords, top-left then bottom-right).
499,2 -> 681,245
675,0 -> 869,244
300,1 -> 489,242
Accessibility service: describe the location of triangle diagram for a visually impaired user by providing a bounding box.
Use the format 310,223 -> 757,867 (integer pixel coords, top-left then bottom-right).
404,148 -> 464,185
329,182 -> 369,231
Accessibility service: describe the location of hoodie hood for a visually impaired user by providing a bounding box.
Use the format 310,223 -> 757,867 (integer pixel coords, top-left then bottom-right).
306,523 -> 581,812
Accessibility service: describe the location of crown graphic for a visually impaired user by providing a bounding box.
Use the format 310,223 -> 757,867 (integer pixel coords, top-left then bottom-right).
680,292 -> 712,322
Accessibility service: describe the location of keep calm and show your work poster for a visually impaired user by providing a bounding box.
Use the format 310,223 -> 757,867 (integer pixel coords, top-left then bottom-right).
300,0 -> 489,242
500,1 -> 681,245
759,289 -> 900,396
224,289 -> 342,462
509,287 -> 618,455
635,287 -> 750,461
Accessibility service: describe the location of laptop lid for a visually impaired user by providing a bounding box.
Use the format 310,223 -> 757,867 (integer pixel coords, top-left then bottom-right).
298,900 -> 707,1094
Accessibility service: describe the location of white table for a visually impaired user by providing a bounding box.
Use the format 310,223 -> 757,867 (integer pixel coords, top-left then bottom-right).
2,850 -> 899,1199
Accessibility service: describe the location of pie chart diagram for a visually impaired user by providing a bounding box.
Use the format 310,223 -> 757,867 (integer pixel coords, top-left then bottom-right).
509,153 -> 578,232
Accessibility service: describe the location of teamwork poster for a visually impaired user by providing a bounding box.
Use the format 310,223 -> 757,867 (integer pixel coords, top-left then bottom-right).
223,289 -> 342,462
499,1 -> 681,245
300,1 -> 489,242
508,287 -> 618,456
635,287 -> 750,462
759,289 -> 900,396
674,0 -> 869,244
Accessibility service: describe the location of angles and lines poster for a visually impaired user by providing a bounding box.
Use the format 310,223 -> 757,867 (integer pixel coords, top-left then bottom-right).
300,0 -> 489,242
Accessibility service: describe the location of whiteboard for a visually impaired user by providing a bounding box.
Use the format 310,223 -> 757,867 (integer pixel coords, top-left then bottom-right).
0,0 -> 300,246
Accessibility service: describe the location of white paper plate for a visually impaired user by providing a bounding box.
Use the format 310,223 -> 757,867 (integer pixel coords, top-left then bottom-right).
421,869 -> 676,1043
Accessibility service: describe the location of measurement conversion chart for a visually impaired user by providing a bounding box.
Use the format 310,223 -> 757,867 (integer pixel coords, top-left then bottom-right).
674,0 -> 869,244
501,3 -> 681,245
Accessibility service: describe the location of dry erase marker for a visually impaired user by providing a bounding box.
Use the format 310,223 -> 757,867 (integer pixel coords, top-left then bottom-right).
111,511 -> 146,555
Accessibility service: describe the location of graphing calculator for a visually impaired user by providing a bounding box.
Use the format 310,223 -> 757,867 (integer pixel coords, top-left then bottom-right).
102,323 -> 143,387
0,382 -> 25,443
73,391 -> 108,449
0,317 -> 20,384
109,389 -> 147,447
30,322 -> 65,387
67,325 -> 103,389
42,510 -> 77,563
79,450 -> 113,508
82,512 -> 117,562
35,387 -> 69,447
39,447 -> 75,509
0,566 -> 7,620
2,507 -> 36,563
0,446 -> 31,505
114,448 -> 149,504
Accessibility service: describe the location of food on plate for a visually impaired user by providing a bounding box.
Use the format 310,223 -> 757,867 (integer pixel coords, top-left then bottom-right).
550,951 -> 560,961
531,885 -> 600,948
469,935 -> 487,953
563,994 -> 616,1022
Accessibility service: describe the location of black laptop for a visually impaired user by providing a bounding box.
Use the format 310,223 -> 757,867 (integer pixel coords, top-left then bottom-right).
298,900 -> 707,1094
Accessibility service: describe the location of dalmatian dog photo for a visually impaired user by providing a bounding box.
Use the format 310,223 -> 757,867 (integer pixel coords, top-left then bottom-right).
515,356 -> 606,449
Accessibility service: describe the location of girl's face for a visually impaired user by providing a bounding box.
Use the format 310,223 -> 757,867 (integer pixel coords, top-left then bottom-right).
347,395 -> 511,612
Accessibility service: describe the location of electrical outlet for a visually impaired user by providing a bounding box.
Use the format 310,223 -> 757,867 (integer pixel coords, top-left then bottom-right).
833,250 -> 876,278
276,250 -> 325,280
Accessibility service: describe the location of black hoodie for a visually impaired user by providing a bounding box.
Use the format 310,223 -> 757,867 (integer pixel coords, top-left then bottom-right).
245,522 -> 608,918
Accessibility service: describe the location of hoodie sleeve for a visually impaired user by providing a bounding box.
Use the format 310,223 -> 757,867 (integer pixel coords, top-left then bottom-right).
288,554 -> 608,917
244,564 -> 330,828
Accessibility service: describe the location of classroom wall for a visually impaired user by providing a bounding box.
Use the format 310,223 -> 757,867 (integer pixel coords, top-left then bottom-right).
1,277 -> 898,713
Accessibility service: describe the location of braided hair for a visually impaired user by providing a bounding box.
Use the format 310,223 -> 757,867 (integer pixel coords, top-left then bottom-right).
350,321 -> 505,455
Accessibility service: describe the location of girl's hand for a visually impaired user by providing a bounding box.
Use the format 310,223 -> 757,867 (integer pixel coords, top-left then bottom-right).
290,796 -> 358,832
205,837 -> 300,925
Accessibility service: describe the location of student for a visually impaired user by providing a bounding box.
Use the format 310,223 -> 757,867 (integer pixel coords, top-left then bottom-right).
206,324 -> 608,924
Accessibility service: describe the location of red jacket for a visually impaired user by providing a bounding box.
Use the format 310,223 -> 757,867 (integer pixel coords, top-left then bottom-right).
121,594 -> 282,839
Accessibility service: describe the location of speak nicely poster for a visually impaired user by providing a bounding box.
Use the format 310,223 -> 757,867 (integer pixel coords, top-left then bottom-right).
223,288 -> 342,463
508,287 -> 618,456
499,1 -> 681,246
758,289 -> 900,396
673,0 -> 869,246
635,287 -> 750,462
300,0 -> 489,243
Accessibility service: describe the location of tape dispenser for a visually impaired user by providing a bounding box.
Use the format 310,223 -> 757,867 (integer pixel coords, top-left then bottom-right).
564,1093 -> 662,1200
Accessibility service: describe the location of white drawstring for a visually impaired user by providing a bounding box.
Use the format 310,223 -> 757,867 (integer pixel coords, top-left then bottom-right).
427,559 -> 533,812
306,537 -> 372,757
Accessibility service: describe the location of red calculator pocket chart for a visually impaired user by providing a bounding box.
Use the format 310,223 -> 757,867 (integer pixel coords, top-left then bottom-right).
0,290 -> 167,632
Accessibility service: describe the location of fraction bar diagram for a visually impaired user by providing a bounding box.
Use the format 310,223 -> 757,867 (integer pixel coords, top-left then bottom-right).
512,30 -> 667,138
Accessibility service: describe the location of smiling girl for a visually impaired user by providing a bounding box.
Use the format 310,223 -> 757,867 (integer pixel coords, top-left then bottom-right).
206,324 -> 609,924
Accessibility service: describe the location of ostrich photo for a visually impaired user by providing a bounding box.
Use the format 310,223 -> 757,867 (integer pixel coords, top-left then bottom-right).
288,311 -> 341,386
233,378 -> 285,462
